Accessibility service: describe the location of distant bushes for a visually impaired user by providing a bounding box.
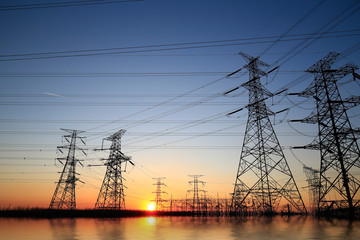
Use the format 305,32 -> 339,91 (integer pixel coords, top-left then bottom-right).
0,208 -> 193,218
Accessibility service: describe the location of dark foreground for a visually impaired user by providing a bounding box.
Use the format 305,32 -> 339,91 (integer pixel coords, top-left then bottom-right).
1,208 -> 358,219
0,208 -> 194,218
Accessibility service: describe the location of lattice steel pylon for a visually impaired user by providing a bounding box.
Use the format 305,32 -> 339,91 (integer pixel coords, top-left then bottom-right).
49,128 -> 86,209
95,130 -> 133,210
152,177 -> 167,211
293,52 -> 360,217
303,166 -> 320,214
188,175 -> 205,214
231,52 -> 306,215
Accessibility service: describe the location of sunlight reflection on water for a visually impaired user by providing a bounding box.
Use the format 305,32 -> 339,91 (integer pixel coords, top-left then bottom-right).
1,216 -> 360,240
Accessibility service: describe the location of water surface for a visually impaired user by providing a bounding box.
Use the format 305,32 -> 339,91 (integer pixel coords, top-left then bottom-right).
1,216 -> 359,240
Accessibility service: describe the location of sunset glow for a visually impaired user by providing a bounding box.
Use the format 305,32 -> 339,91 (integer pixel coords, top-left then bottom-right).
147,203 -> 156,211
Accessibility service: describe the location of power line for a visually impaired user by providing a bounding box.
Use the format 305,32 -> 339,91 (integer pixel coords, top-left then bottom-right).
123,108 -> 246,146
0,172 -> 54,174
0,71 -> 230,78
0,70 -> 306,78
84,76 -> 229,133
0,89 -> 298,97
0,52 -> 330,59
125,123 -> 247,154
272,1 -> 360,68
0,163 -> 51,166
1,30 -> 354,58
0,145 -> 303,151
0,119 -> 243,123
0,30 -> 359,61
0,101 -> 243,107
0,100 -> 301,107
0,0 -> 142,11
0,178 -> 52,182
0,157 -> 98,161
227,2 -> 360,100
259,0 -> 326,56
104,99 -> 239,144
0,130 -> 311,138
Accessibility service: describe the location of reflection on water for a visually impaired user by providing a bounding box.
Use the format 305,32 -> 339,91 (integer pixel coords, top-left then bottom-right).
1,216 -> 360,240
95,218 -> 124,240
49,219 -> 78,240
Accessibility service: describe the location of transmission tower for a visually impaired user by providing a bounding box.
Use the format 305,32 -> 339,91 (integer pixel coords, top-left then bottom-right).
230,52 -> 306,215
188,175 -> 206,214
292,52 -> 360,217
303,166 -> 320,214
95,130 -> 134,210
49,129 -> 86,210
152,177 -> 167,211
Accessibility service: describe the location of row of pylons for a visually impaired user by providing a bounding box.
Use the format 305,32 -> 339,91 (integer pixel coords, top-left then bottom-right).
49,52 -> 360,218
49,129 -> 133,210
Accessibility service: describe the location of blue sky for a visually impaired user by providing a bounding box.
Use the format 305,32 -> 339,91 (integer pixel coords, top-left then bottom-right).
0,0 -> 360,209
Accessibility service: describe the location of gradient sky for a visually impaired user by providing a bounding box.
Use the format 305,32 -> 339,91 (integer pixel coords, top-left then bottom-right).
0,0 -> 360,210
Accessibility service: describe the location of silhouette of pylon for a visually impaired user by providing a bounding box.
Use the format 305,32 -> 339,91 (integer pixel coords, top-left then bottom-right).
49,128 -> 86,209
188,175 -> 205,214
231,52 -> 306,215
95,130 -> 134,209
152,177 -> 167,211
293,52 -> 360,217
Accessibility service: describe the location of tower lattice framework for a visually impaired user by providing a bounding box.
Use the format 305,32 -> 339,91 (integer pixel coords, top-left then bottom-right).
303,166 -> 320,214
49,129 -> 86,209
152,177 -> 167,211
294,52 -> 360,216
231,52 -> 306,215
95,129 -> 133,209
188,175 -> 205,214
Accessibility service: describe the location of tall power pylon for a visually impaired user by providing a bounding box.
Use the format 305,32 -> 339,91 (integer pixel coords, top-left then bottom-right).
95,130 -> 134,210
152,177 -> 167,211
231,52 -> 306,215
293,52 -> 360,217
188,175 -> 206,214
49,129 -> 86,209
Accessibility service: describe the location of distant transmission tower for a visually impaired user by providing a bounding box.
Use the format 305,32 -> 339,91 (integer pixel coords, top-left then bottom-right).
49,129 -> 86,209
95,130 -> 134,210
230,52 -> 306,215
188,175 -> 205,214
303,166 -> 320,214
292,52 -> 360,217
152,177 -> 167,211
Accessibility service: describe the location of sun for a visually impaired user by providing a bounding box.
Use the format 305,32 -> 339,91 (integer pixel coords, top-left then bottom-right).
147,202 -> 156,211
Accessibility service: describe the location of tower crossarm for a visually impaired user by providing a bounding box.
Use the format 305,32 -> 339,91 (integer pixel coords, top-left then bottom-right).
242,80 -> 273,97
293,143 -> 320,151
290,110 -> 318,124
239,51 -> 270,68
342,95 -> 360,109
297,81 -> 316,98
105,129 -> 126,141
306,52 -> 340,73
308,63 -> 356,77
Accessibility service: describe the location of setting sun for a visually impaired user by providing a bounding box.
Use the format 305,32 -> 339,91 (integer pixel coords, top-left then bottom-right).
147,203 -> 156,211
